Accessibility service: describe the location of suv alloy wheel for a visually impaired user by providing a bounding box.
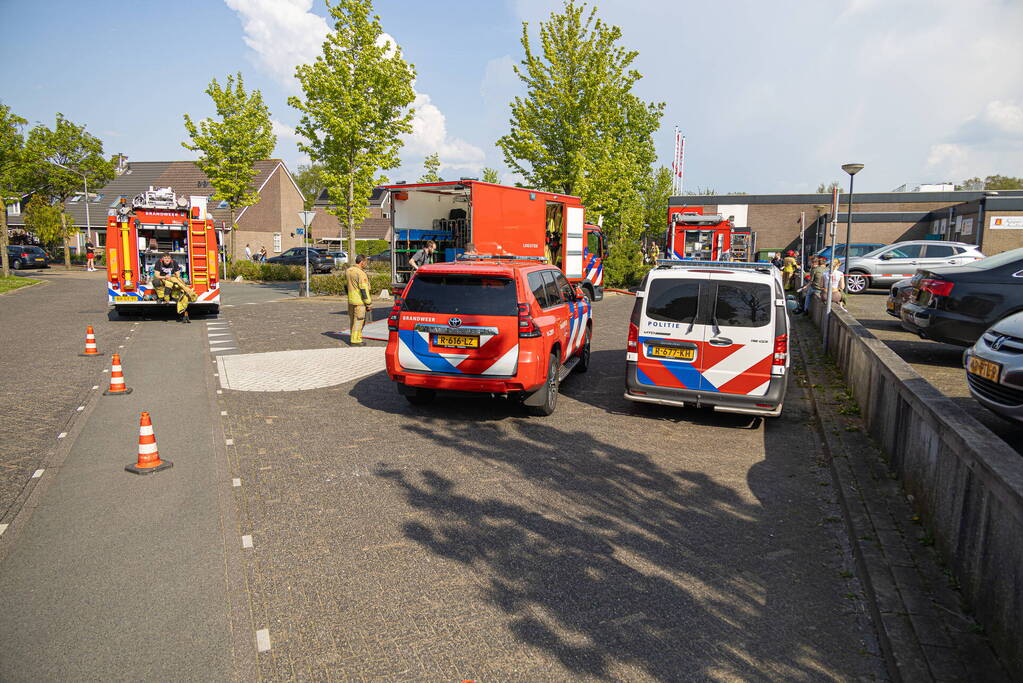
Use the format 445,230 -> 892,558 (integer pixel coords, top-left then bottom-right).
845,272 -> 869,294
527,352 -> 560,416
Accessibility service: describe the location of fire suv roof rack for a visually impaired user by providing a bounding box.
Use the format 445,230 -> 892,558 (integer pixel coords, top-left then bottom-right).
655,258 -> 774,272
455,254 -> 548,263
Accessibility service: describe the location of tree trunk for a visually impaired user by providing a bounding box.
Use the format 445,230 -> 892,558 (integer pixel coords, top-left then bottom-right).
347,177 -> 356,263
0,199 -> 10,278
229,207 -> 237,263
60,211 -> 71,270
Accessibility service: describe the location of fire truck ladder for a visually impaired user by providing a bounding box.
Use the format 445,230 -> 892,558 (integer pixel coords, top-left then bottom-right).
187,220 -> 211,293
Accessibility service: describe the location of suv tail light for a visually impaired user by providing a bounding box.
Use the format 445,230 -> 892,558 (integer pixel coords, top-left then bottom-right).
920,279 -> 954,297
773,334 -> 788,366
518,302 -> 541,337
627,297 -> 642,353
387,298 -> 404,332
20,252 -> 28,259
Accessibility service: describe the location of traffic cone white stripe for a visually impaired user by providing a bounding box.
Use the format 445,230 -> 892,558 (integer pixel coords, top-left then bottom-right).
139,425 -> 154,437
138,442 -> 158,455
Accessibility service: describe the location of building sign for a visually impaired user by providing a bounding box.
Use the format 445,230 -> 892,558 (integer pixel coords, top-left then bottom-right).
961,217 -> 973,236
990,216 -> 1023,230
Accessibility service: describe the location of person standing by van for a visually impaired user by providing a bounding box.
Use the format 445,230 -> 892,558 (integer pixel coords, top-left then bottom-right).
346,254 -> 372,346
781,250 -> 799,290
410,240 -> 436,272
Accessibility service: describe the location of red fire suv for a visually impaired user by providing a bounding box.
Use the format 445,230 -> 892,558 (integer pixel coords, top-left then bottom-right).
385,256 -> 593,416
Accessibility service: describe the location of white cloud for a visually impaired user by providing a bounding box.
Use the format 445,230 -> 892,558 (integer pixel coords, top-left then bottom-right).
225,0 -> 483,178
926,100 -> 1023,179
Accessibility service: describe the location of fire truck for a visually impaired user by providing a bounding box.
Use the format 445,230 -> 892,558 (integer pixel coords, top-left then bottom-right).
383,181 -> 606,300
666,207 -> 756,262
105,187 -> 221,316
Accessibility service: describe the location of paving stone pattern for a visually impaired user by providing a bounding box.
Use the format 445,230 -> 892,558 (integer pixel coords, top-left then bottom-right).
217,294 -> 885,680
217,346 -> 386,391
792,314 -> 1010,681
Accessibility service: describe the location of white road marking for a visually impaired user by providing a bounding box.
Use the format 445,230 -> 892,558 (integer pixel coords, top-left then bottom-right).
57,432 -> 67,439
103,369 -> 109,373
244,302 -> 258,305
76,406 -> 84,411
0,523 -> 8,536
213,373 -> 219,377
220,411 -> 227,416
32,469 -> 44,478
225,439 -> 234,446
91,385 -> 99,390
213,347 -> 237,352
207,332 -> 231,337
216,390 -> 223,395
242,534 -> 253,548
232,478 -> 241,487
118,345 -> 124,349
255,629 -> 271,652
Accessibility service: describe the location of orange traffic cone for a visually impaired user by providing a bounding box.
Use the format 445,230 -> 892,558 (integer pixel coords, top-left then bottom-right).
79,325 -> 100,357
126,411 -> 172,475
103,354 -> 133,395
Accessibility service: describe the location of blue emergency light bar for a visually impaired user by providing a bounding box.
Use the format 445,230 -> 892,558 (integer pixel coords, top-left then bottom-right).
655,259 -> 773,270
456,254 -> 548,263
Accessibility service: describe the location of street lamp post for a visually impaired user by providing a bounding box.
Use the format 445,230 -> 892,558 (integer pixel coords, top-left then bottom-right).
298,210 -> 316,297
824,163 -> 863,349
52,161 -> 91,245
840,163 -> 864,278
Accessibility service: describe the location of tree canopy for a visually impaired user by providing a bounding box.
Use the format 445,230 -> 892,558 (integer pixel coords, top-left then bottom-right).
956,175 -> 1023,191
294,162 -> 326,210
418,153 -> 442,182
22,195 -> 67,246
0,103 -> 29,276
640,166 -> 672,239
183,72 -> 276,258
481,167 -> 500,184
289,0 -> 416,258
497,1 -> 663,242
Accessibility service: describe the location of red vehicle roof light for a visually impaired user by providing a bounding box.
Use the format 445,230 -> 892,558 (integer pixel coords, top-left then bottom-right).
920,279 -> 954,297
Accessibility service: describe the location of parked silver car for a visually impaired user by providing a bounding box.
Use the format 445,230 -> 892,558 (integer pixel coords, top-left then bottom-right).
844,240 -> 984,294
964,312 -> 1023,424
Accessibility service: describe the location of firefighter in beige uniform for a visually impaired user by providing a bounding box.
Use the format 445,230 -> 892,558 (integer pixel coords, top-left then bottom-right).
346,254 -> 372,345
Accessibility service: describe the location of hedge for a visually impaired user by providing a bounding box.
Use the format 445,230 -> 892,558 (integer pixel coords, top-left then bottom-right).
310,268 -> 392,297
355,239 -> 389,256
227,261 -> 304,281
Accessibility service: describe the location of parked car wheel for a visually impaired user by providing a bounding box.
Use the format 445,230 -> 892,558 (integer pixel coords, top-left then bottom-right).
845,272 -> 869,294
576,327 -> 591,373
11,259 -> 22,270
527,352 -> 560,416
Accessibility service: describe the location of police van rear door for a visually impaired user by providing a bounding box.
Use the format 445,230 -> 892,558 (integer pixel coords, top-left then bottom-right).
700,274 -> 776,396
396,272 -> 520,376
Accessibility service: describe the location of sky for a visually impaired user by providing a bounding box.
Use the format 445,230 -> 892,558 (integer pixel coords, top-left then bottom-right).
2,0 -> 1022,194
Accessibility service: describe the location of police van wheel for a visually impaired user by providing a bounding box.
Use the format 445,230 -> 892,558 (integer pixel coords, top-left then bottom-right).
527,352 -> 560,416
404,388 -> 436,406
576,327 -> 591,373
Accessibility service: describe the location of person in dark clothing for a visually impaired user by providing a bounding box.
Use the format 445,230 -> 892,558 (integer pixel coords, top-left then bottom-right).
410,240 -> 436,271
85,241 -> 96,271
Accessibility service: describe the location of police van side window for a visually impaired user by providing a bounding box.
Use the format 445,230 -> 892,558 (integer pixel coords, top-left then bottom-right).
713,282 -> 772,328
646,279 -> 700,323
541,270 -> 564,308
527,271 -> 551,308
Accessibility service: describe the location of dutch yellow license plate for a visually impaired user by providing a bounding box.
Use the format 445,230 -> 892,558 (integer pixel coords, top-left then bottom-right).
435,334 -> 479,348
886,299 -> 895,311
114,296 -> 136,301
649,345 -> 695,360
968,357 -> 1001,383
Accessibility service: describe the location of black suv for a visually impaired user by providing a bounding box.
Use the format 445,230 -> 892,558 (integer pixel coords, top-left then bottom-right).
265,247 -> 334,273
7,245 -> 50,270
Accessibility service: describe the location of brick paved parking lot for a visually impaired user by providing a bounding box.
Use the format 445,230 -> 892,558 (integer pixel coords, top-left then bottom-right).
218,293 -> 884,680
844,292 -> 1023,455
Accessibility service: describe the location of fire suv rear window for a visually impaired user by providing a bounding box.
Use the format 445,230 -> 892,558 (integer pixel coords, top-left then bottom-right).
403,274 -> 518,316
713,282 -> 772,328
646,279 -> 700,323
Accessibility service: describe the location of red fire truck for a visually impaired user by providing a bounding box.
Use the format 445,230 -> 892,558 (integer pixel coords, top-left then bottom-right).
105,187 -> 221,316
666,207 -> 756,261
383,181 -> 606,300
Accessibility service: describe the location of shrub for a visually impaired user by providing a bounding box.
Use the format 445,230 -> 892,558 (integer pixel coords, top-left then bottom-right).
355,239 -> 389,256
227,261 -> 303,281
603,239 -> 651,289
309,268 -> 393,296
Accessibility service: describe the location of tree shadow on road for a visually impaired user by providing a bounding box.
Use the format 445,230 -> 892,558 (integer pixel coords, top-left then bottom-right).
372,414 -> 872,680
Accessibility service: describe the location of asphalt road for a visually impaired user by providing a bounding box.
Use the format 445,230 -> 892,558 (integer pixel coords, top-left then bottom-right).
845,290 -> 1023,456
217,292 -> 883,680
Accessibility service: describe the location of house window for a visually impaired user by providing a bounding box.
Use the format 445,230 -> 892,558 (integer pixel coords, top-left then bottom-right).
7,201 -> 20,216
273,232 -> 282,253
216,200 -> 229,209
90,193 -> 104,203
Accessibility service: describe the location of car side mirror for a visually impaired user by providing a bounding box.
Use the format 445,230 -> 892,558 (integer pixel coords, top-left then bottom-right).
880,253 -> 893,260
574,286 -> 586,301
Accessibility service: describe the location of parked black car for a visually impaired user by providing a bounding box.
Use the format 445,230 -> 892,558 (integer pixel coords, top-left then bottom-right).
7,245 -> 50,270
900,247 -> 1023,346
265,247 -> 334,273
885,278 -> 914,318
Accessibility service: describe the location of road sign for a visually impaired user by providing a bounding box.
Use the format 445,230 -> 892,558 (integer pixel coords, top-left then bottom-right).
296,228 -> 305,235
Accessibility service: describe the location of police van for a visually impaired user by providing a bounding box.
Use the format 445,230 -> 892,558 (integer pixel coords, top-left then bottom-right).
624,260 -> 790,417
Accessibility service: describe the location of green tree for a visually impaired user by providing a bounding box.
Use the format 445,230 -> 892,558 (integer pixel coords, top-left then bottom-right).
981,175 -> 1021,190
640,166 -> 672,240
816,181 -> 841,193
24,113 -> 115,269
418,153 -> 442,182
289,0 -> 416,260
0,104 -> 30,277
183,72 -> 276,260
294,162 -> 326,210
22,195 -> 67,247
497,1 -> 663,243
481,167 -> 500,184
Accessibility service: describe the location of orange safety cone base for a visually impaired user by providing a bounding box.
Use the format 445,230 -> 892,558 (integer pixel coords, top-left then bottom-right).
79,352 -> 102,357
125,459 -> 173,475
102,386 -> 133,396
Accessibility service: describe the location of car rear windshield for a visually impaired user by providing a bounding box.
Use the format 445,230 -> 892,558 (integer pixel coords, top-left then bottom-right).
646,279 -> 700,323
403,274 -> 518,316
713,282 -> 772,328
963,247 -> 1023,270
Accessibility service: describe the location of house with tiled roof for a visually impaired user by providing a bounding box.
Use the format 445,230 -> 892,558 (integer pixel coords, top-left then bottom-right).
6,158 -> 307,260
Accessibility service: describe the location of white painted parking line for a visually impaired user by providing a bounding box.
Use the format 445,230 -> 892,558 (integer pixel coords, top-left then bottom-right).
91,385 -> 99,390
208,333 -> 231,337
0,523 -> 8,536
32,469 -> 44,479
255,629 -> 271,652
232,478 -> 241,487
242,535 -> 253,549
57,432 -> 67,439
216,390 -> 223,395
212,347 -> 237,352
226,439 -> 234,446
76,406 -> 84,411
214,373 -> 219,377
220,411 -> 228,416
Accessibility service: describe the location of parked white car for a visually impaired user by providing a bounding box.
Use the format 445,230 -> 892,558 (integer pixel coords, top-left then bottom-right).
844,241 -> 984,294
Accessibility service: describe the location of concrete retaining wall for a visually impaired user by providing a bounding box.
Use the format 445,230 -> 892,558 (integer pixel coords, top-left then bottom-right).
810,300 -> 1023,677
